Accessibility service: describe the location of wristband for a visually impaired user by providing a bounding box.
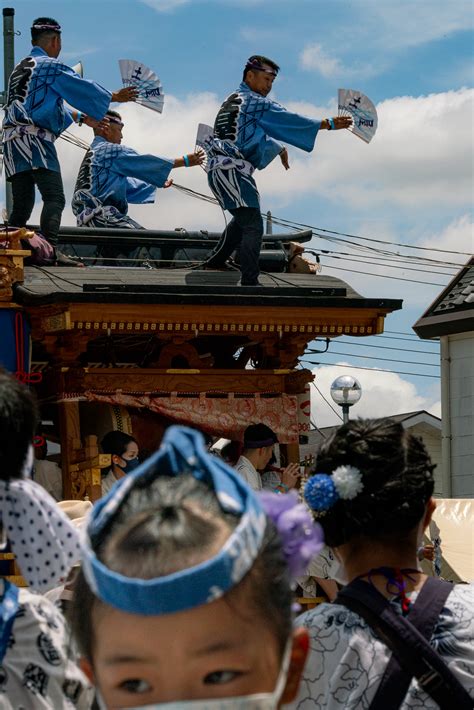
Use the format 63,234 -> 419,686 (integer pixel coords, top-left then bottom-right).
328,118 -> 335,131
76,111 -> 83,126
183,154 -> 190,167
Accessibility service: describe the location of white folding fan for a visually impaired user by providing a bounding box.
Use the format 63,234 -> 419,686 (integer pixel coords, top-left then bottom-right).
195,123 -> 214,170
338,89 -> 378,143
119,59 -> 164,114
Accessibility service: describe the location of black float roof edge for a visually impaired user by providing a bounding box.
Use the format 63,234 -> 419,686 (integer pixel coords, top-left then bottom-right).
13,283 -> 402,310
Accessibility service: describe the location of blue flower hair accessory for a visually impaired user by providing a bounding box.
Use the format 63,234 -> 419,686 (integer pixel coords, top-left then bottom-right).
82,426 -> 267,616
258,491 -> 324,577
304,465 -> 363,516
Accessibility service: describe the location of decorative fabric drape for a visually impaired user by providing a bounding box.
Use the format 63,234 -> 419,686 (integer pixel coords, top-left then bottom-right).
84,391 -> 299,443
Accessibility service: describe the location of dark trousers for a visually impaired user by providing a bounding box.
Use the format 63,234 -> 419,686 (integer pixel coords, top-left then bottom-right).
206,207 -> 263,285
9,168 -> 65,244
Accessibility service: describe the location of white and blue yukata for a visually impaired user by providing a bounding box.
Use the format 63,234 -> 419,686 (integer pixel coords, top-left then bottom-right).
205,82 -> 322,284
0,579 -> 93,709
72,136 -> 173,265
72,136 -> 173,229
2,45 -> 111,243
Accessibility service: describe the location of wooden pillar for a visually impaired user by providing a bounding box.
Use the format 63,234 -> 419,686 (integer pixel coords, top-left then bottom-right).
58,400 -> 82,499
279,442 -> 300,466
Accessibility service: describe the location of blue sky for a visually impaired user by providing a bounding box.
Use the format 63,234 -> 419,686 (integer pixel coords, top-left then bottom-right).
2,0 -> 473,425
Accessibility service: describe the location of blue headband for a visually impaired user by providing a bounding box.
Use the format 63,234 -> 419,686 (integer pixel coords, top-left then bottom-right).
82,426 -> 267,616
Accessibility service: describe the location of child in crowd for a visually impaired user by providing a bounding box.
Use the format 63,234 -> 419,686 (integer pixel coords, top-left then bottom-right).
293,418 -> 473,708
70,425 -> 323,708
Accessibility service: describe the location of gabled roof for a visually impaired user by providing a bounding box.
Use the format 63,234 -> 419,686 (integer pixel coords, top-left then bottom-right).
301,410 -> 441,457
413,257 -> 474,339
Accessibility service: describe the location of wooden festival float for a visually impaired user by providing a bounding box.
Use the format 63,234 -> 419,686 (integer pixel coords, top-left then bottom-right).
0,223 -> 402,503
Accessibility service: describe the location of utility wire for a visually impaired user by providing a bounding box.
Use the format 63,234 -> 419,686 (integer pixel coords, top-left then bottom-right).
331,339 -> 439,355
311,383 -> 344,422
311,349 -> 440,368
321,263 -> 445,287
301,358 -> 440,379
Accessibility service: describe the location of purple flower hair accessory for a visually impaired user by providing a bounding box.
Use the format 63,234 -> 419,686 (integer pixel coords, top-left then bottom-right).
258,491 -> 324,577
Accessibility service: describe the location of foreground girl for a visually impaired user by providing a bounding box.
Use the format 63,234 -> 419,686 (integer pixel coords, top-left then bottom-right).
70,425 -> 323,708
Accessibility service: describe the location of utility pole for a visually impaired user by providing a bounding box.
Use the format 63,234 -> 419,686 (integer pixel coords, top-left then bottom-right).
2,7 -> 15,217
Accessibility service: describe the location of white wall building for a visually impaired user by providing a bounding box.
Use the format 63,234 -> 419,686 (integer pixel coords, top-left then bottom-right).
413,257 -> 474,498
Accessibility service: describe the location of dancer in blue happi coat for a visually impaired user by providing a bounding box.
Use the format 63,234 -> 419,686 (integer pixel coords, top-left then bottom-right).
2,17 -> 136,261
72,110 -> 204,265
205,55 -> 352,285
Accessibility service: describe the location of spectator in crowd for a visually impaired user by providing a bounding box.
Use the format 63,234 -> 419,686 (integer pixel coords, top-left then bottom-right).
100,430 -> 139,495
33,435 -> 63,500
0,369 -> 92,708
294,418 -> 473,708
235,423 -> 299,492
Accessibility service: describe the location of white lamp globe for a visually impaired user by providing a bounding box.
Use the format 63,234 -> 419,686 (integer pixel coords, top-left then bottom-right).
330,375 -> 362,407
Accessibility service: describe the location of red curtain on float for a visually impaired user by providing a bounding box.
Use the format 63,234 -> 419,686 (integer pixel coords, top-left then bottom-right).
84,391 -> 299,443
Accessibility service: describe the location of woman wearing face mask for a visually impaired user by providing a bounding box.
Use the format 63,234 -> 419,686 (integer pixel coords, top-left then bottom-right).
69,425 -> 324,709
293,418 -> 473,709
101,431 -> 140,496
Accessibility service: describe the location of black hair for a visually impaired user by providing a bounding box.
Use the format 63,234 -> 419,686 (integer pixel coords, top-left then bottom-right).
105,109 -> 122,121
31,17 -> 61,44
0,369 -> 39,480
101,430 -> 137,458
243,55 -> 280,82
311,418 -> 435,547
243,423 -> 278,448
69,474 -> 291,662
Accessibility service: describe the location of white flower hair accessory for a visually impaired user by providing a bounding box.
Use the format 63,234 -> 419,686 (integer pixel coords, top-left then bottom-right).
332,465 -> 363,500
304,464 -> 364,515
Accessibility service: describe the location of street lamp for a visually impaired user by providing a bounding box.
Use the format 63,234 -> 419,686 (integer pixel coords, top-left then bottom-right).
330,375 -> 362,424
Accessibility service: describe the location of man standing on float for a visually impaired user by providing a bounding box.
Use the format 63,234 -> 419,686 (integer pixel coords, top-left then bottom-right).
205,55 -> 351,286
2,17 -> 136,262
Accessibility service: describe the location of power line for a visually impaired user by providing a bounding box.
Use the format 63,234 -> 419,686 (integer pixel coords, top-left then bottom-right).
321,252 -> 458,277
269,214 -> 472,257
314,349 -> 440,367
311,383 -> 344,422
323,263 -> 445,287
376,333 -> 439,345
333,339 -> 439,356
301,358 -> 440,379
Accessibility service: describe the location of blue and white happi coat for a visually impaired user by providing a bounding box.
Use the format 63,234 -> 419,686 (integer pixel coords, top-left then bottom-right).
2,46 -> 111,179
207,82 -> 322,211
72,136 -> 174,228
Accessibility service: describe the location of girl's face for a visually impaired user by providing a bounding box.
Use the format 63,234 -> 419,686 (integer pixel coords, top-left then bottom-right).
84,594 -> 305,708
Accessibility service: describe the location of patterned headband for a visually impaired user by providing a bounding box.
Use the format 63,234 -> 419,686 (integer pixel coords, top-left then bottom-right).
31,23 -> 61,32
243,437 -> 276,449
82,426 -> 267,615
107,116 -> 123,127
245,58 -> 278,76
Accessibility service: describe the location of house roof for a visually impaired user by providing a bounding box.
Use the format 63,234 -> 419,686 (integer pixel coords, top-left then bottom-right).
413,257 -> 474,339
300,410 -> 441,458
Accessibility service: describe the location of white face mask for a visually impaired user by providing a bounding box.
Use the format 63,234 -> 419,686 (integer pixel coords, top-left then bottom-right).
325,548 -> 348,586
97,640 -> 292,710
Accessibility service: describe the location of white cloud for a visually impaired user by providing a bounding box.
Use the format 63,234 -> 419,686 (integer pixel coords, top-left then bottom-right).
258,88 -> 474,213
309,363 -> 441,428
368,0 -> 474,50
139,0 -> 190,12
300,43 -> 344,78
299,43 -> 377,80
420,214 -> 473,258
